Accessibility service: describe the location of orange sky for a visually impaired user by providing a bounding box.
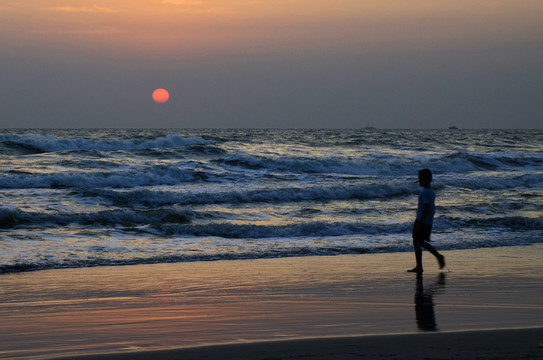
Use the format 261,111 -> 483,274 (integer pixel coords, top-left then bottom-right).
3,0 -> 543,58
1,0 -> 543,128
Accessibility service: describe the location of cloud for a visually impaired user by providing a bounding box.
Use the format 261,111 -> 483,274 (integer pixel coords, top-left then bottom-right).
66,27 -> 123,35
161,0 -> 237,14
49,4 -> 118,13
162,0 -> 204,5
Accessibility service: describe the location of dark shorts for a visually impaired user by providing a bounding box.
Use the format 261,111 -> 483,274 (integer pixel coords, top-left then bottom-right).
413,221 -> 432,242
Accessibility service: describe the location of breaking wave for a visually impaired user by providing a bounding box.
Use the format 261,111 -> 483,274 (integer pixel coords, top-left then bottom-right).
0,133 -> 213,154
1,129 -> 541,273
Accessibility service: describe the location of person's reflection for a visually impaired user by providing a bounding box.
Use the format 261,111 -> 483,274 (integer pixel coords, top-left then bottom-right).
414,272 -> 446,331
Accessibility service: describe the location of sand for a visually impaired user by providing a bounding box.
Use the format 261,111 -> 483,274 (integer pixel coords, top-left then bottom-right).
56,328 -> 543,360
1,244 -> 542,360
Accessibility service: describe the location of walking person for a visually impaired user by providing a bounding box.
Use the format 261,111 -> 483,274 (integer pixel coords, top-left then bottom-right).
408,169 -> 446,273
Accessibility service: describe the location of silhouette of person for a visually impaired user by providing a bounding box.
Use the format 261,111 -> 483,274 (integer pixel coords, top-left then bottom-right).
414,272 -> 446,331
408,169 -> 446,273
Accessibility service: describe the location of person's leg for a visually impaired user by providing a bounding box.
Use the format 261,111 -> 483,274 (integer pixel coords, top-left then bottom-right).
409,239 -> 424,272
421,242 -> 446,269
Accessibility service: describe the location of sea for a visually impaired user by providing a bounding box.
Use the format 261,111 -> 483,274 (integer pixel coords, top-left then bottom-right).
0,129 -> 541,273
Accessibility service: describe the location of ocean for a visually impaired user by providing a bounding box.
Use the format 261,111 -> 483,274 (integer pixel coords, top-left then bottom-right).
0,129 -> 541,273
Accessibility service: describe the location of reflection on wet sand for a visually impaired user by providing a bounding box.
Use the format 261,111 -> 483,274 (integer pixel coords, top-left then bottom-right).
415,273 -> 446,331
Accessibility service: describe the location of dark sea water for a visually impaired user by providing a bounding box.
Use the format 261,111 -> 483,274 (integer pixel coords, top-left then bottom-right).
0,129 -> 541,273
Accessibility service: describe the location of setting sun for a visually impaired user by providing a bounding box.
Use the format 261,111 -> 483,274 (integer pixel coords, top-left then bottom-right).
152,88 -> 170,103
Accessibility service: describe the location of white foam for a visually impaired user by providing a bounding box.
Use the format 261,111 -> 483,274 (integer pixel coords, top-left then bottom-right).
0,133 -> 213,153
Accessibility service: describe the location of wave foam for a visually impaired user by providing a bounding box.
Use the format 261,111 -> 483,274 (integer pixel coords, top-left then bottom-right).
0,133 -> 213,153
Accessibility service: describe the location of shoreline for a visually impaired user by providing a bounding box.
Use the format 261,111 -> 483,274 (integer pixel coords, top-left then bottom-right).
53,327 -> 543,360
1,244 -> 542,359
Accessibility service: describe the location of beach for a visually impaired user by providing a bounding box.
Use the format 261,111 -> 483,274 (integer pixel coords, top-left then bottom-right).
1,244 -> 542,359
56,329 -> 543,360
2,0 -> 543,355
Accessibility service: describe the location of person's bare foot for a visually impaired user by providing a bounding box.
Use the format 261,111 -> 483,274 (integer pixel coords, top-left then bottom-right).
407,267 -> 423,273
438,255 -> 446,269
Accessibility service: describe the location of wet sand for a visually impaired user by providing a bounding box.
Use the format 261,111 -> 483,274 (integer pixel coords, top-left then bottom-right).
57,328 -> 543,360
1,245 -> 542,359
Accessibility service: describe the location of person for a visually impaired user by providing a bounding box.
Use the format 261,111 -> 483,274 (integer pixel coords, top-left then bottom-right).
408,169 -> 445,273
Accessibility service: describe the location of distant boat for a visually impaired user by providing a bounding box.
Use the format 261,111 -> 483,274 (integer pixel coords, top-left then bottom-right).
448,126 -> 459,130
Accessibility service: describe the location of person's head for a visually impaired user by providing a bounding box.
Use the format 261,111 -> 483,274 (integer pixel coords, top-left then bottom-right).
418,168 -> 432,187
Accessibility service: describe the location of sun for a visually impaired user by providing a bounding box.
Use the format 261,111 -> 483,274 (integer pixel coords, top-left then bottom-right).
152,88 -> 170,103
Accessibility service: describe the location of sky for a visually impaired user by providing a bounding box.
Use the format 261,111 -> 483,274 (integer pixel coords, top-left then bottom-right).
1,0 -> 542,129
